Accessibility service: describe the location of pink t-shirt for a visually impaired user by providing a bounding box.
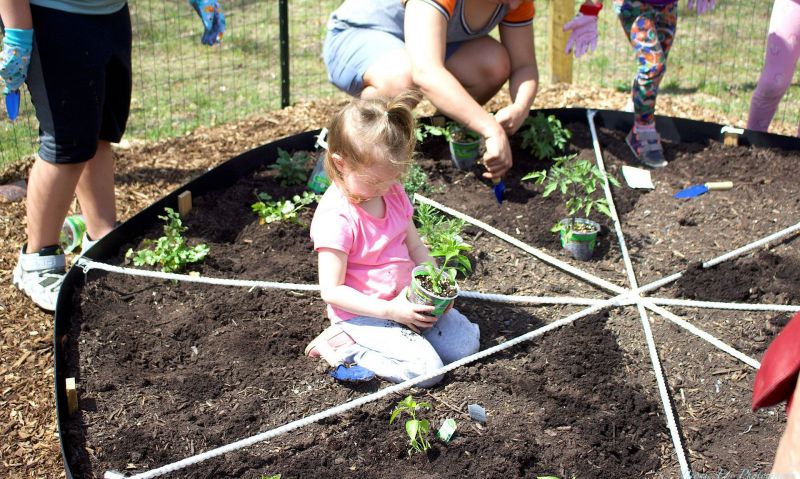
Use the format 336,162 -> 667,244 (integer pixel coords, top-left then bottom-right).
310,182 -> 415,322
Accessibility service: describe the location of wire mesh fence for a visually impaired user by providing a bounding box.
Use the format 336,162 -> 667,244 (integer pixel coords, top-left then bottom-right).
0,0 -> 796,168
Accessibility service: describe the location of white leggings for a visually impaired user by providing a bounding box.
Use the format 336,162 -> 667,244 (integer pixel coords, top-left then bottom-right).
337,308 -> 480,388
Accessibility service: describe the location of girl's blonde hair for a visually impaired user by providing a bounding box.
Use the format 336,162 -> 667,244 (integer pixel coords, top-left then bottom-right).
324,90 -> 421,189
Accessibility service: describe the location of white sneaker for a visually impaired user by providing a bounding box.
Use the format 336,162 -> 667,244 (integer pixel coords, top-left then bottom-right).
80,232 -> 100,254
12,246 -> 67,312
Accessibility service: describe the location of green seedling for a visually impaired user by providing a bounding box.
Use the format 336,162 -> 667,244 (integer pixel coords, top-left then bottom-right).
416,232 -> 472,295
519,113 -> 572,160
125,207 -> 209,273
522,153 -> 619,240
390,395 -> 432,456
269,148 -> 310,186
417,122 -> 480,144
403,163 -> 429,200
260,475 -> 281,479
251,191 -> 319,225
414,203 -> 469,263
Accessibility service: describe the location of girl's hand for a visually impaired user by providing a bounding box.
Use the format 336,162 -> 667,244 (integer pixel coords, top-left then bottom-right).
494,104 -> 528,136
386,288 -> 437,333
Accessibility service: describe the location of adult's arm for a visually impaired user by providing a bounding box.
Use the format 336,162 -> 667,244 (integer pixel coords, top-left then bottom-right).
403,0 -> 510,179
0,0 -> 33,29
772,376 -> 800,475
495,22 -> 538,136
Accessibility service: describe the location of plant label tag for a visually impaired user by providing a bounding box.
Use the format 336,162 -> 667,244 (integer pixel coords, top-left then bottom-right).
621,165 -> 654,190
467,403 -> 486,423
437,418 -> 457,442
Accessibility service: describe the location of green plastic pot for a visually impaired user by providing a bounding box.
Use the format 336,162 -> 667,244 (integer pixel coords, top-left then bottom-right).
448,139 -> 481,170
408,265 -> 458,317
559,218 -> 600,261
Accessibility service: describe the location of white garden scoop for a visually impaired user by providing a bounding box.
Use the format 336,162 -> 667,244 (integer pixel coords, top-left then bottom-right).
674,181 -> 733,199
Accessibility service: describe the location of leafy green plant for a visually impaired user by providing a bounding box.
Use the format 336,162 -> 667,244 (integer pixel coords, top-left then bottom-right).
125,207 -> 209,273
415,231 -> 472,295
522,153 -> 619,239
417,122 -> 480,144
403,163 -> 429,200
414,204 -> 472,279
269,148 -> 310,186
519,113 -> 572,160
259,475 -> 281,479
251,191 -> 319,225
389,395 -> 432,456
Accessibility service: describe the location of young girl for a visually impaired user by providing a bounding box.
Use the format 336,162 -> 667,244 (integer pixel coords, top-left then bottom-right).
563,0 -> 717,168
305,91 -> 480,387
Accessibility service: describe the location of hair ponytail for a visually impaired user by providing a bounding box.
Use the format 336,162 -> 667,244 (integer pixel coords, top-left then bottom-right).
325,89 -> 422,186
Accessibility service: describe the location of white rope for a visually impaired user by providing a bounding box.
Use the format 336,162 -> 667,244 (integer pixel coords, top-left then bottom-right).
104,295 -> 626,479
638,222 -> 800,296
74,257 -> 320,292
413,194 -> 626,295
646,297 -> 800,313
458,290 -> 607,306
587,110 -> 692,479
702,221 -> 800,268
640,300 -> 761,369
75,257 -> 615,307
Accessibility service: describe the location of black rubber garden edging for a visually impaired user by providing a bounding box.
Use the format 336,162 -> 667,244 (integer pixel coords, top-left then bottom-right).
52,108 -> 800,478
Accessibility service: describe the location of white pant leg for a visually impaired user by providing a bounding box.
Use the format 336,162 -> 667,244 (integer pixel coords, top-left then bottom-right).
338,316 -> 445,387
422,308 -> 480,364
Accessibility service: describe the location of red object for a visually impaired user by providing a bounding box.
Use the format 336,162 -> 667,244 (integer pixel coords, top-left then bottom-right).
579,2 -> 603,16
752,312 -> 800,413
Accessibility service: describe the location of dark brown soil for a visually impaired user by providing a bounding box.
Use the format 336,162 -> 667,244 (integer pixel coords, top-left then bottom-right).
62,122 -> 798,478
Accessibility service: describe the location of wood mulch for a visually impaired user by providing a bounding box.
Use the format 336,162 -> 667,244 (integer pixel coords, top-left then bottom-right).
0,83 -> 793,478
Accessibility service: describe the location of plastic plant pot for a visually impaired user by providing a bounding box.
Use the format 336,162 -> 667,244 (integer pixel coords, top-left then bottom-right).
408,265 -> 459,317
448,138 -> 481,170
559,218 -> 600,261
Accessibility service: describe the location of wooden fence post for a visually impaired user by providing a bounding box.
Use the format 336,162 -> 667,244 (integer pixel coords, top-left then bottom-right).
548,1 -> 575,84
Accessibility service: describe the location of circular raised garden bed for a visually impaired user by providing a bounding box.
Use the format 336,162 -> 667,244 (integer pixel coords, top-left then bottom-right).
54,109 -> 799,478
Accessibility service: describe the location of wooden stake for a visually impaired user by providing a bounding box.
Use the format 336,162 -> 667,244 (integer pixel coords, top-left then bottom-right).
723,132 -> 739,147
548,1 -> 574,84
66,377 -> 78,415
721,126 -> 743,147
178,190 -> 192,217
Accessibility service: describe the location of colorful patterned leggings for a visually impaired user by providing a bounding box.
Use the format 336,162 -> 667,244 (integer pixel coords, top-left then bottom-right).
747,0 -> 800,136
614,0 -> 677,126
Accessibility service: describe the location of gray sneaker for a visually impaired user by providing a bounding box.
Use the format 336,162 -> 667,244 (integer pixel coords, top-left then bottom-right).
626,128 -> 667,168
12,246 -> 66,312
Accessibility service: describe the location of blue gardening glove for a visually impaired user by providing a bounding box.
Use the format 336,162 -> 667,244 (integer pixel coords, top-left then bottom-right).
1,28 -> 33,94
687,0 -> 716,15
189,0 -> 226,46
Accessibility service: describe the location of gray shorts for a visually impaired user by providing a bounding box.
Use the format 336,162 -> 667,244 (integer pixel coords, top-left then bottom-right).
323,26 -> 463,96
26,4 -> 132,164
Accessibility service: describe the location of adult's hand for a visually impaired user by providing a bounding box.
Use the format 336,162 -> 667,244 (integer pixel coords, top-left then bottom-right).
481,126 -> 512,180
0,28 -> 33,94
188,0 -> 226,46
687,0 -> 716,15
494,103 -> 528,136
563,13 -> 599,58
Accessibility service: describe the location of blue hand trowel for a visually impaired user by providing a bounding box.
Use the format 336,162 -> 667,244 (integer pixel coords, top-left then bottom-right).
673,181 -> 732,199
492,178 -> 505,204
5,90 -> 20,122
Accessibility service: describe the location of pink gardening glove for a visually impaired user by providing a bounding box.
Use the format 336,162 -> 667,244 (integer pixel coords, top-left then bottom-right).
687,0 -> 716,15
563,3 -> 602,58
